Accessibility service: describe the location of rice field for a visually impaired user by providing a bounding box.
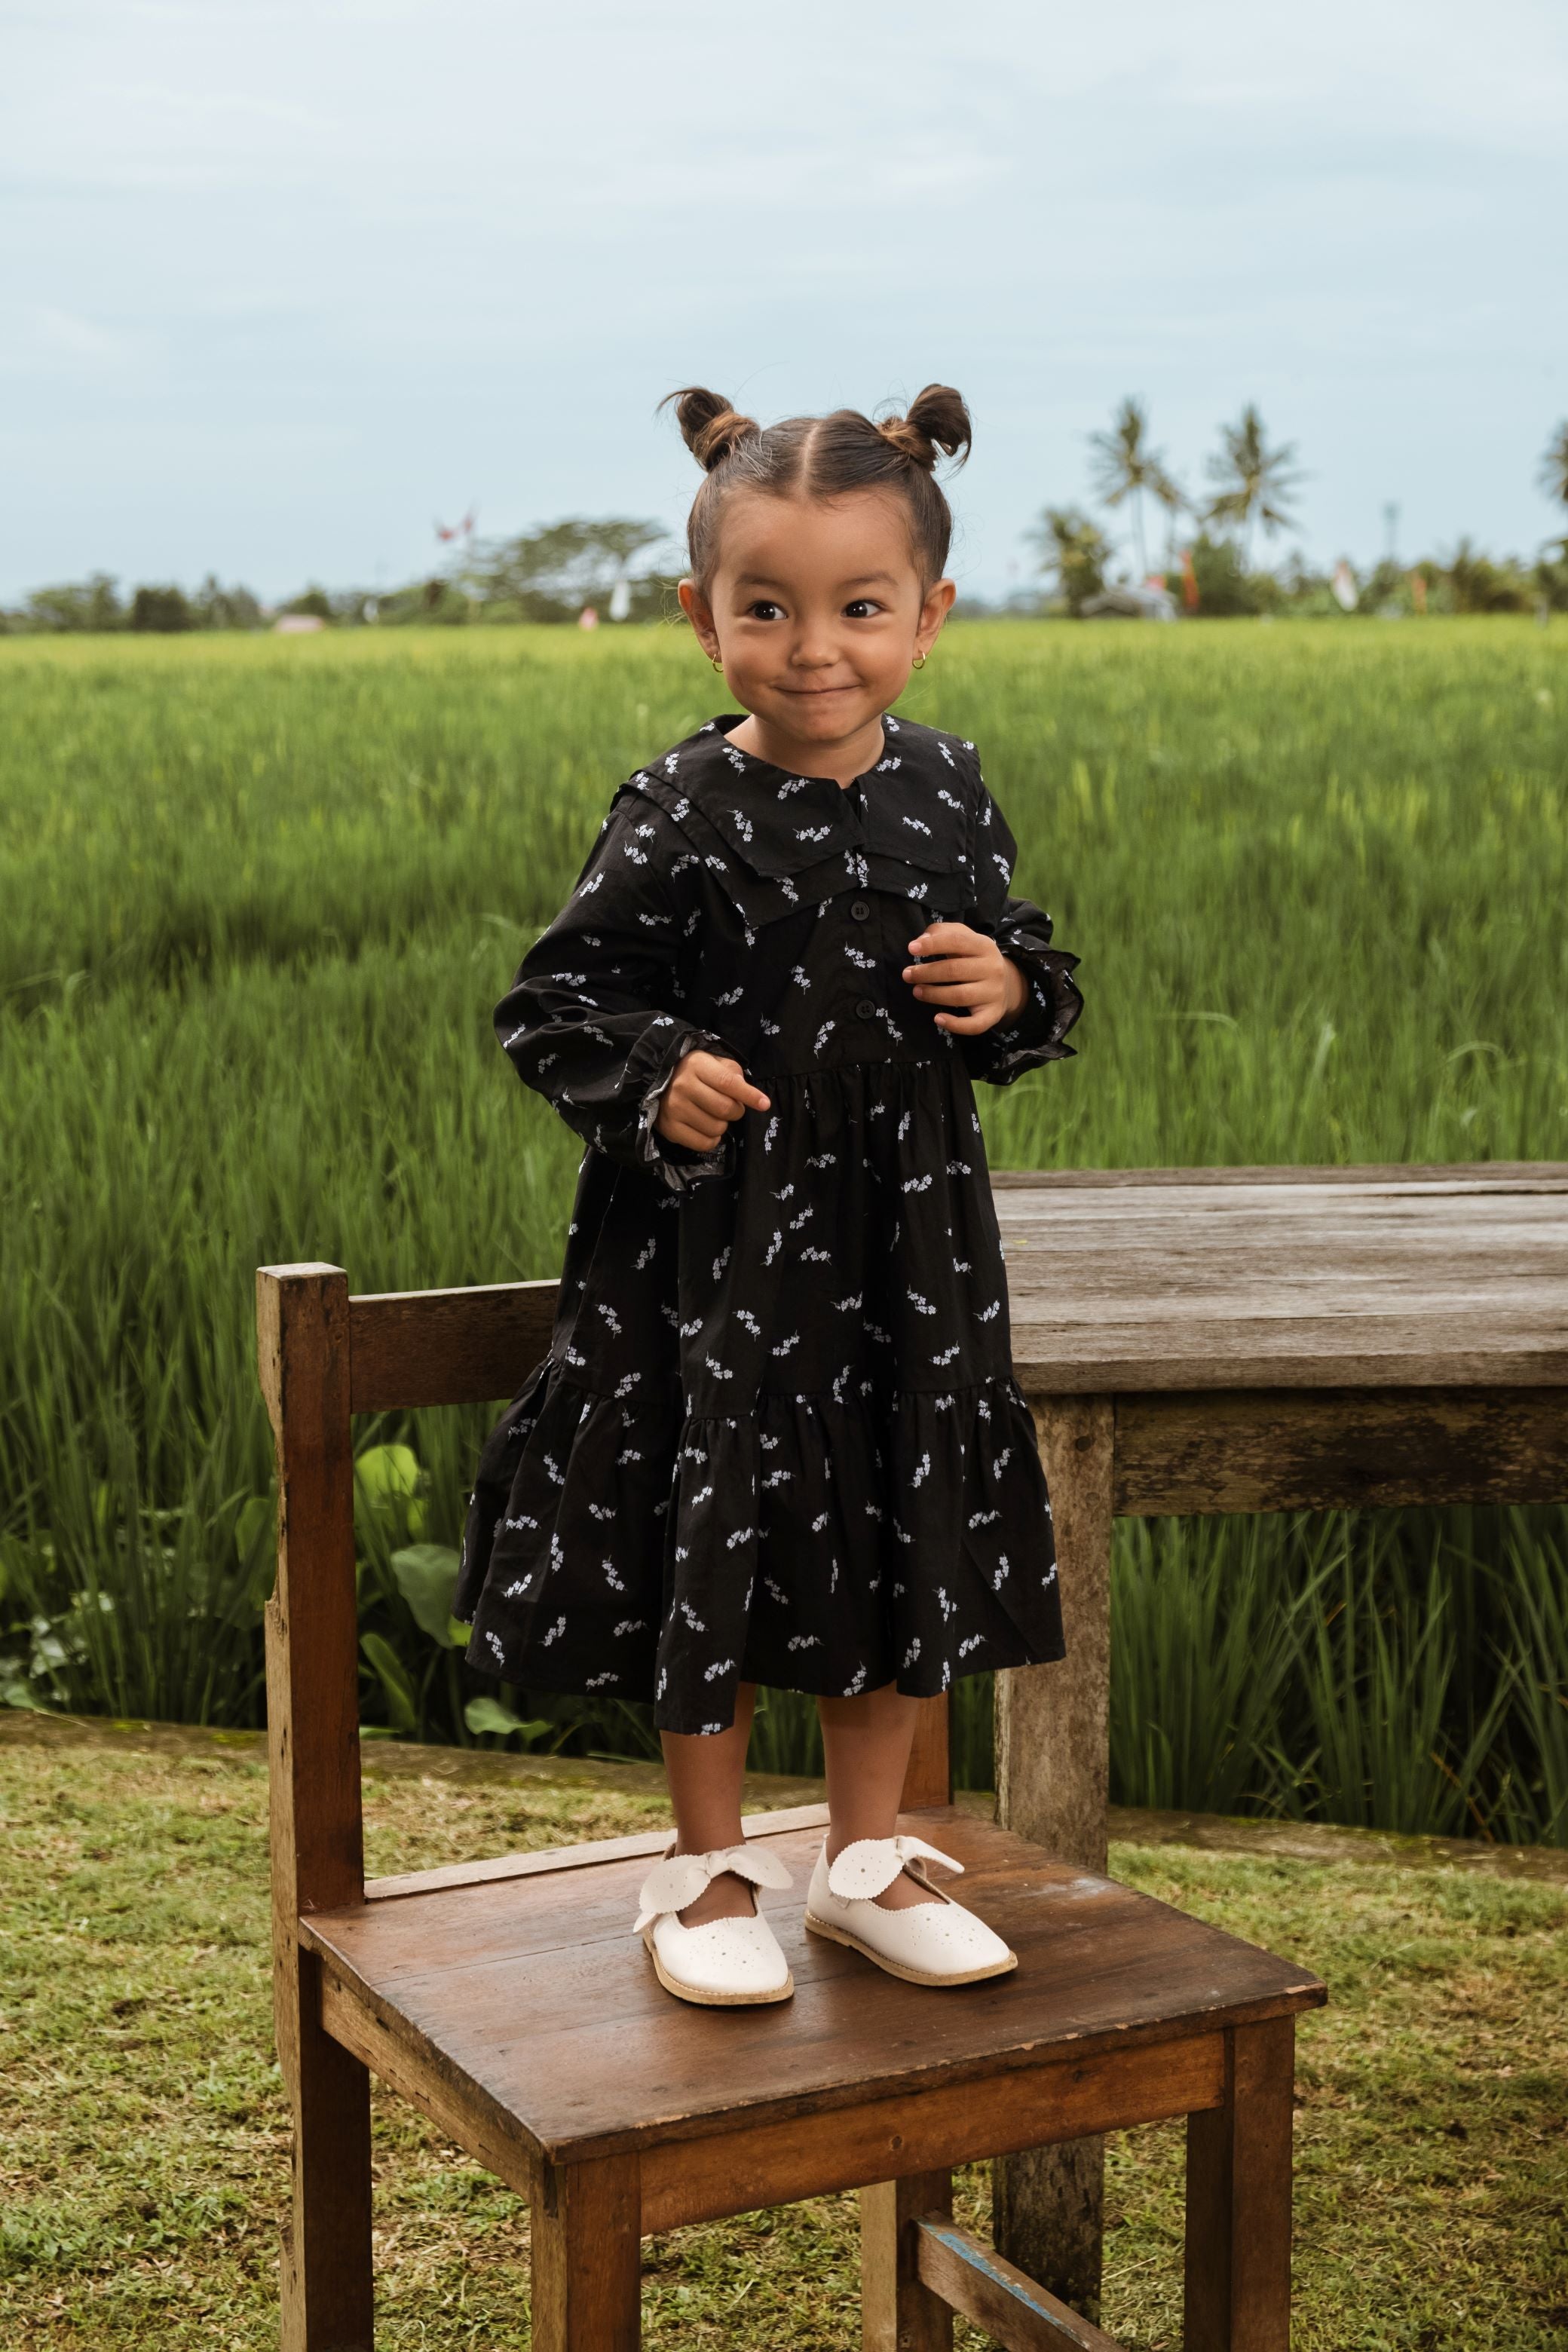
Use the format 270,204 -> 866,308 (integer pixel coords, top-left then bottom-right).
2,618 -> 1566,1836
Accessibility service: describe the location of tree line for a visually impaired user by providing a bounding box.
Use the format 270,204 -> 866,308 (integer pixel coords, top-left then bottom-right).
6,420 -> 1568,633
1030,401 -> 1568,617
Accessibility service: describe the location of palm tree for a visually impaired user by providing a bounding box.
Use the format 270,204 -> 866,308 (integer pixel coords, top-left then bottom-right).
1152,468 -> 1189,572
1541,421 -> 1568,515
1204,406 -> 1302,571
1088,397 -> 1180,581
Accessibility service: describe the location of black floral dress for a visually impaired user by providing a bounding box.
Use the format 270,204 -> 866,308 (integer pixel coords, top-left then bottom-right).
456,712 -> 1083,1735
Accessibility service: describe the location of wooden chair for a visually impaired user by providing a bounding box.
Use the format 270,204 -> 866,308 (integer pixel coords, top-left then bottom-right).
259,1261 -> 1326,2350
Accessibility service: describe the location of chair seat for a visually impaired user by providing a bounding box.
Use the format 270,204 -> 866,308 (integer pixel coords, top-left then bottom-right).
303,1802 -> 1323,2230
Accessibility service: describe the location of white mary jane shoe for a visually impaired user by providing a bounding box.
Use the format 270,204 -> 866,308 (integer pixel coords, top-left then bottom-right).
804,1833 -> 1018,1987
635,1839 -> 795,2007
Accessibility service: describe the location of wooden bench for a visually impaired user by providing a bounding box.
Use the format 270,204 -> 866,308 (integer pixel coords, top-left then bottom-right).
259,1260 -> 1325,2349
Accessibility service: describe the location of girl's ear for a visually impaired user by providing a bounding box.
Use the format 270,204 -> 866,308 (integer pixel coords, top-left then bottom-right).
915,576 -> 957,658
678,577 -> 721,661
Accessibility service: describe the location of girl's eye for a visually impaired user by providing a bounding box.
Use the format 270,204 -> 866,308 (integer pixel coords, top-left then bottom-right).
844,599 -> 884,620
746,600 -> 785,621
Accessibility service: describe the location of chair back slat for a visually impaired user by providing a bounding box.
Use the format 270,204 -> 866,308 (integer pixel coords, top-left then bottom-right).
258,1264 -> 365,1917
263,1259 -> 949,1851
348,1278 -> 559,1411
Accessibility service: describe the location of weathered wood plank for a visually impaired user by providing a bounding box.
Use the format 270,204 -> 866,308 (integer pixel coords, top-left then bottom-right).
348,1278 -> 558,1411
914,2216 -> 1125,2350
902,1694 -> 953,1810
639,2034 -> 1226,2234
1010,1318 -> 1568,1394
303,1810 -> 1322,2168
1115,1386 -> 1568,1515
258,1264 -> 374,2351
531,2153 -> 642,2352
319,1968 -> 540,2200
994,1395 -> 1115,2315
862,2173 -> 954,2352
360,1802 -> 827,1904
1185,2019 -> 1296,2352
997,1398 -> 1113,1874
991,1162 -> 1568,1191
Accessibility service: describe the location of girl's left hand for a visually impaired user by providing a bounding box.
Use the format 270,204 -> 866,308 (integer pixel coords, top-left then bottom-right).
902,923 -> 1029,1033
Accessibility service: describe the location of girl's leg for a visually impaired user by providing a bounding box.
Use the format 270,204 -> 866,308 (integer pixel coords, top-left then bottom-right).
660,1680 -> 758,1924
818,1682 -> 941,1911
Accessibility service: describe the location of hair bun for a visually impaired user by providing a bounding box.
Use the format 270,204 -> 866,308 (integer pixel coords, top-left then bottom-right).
661,386 -> 760,472
877,384 -> 972,472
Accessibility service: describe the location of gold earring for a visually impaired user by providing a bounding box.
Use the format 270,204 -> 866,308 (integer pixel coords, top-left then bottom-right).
711,655 -> 724,673
911,650 -> 928,670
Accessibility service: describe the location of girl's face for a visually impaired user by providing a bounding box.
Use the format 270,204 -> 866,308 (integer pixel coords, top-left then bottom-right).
678,488 -> 955,750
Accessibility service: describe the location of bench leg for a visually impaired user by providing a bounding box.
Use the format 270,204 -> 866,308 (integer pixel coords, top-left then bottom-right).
1185,2018 -> 1296,2352
862,2171 -> 953,2352
277,1946 -> 374,2350
994,1393 -> 1116,2314
532,2154 -> 642,2351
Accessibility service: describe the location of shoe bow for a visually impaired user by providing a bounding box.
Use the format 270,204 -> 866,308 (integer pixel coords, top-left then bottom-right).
634,1839 -> 795,1934
825,1833 -> 963,1902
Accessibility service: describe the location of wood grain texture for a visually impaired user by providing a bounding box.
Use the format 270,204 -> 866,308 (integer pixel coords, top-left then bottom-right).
639,2034 -> 1225,2234
348,1277 -> 559,1411
997,1397 -> 1113,1875
303,1809 -> 1321,2174
991,1162 -> 1568,1191
1114,1386 -> 1568,1515
531,2154 -> 642,2352
862,2173 -> 954,2352
1185,2020 -> 1297,2352
257,1264 -> 373,2350
996,1168 -> 1568,1392
318,1968 -> 539,2203
994,1397 -> 1115,2315
363,1802 -> 827,1904
902,1693 -> 954,1810
914,2217 -> 1125,2350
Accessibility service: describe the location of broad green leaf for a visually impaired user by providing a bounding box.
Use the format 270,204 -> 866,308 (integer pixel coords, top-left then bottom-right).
360,1631 -> 417,1734
390,1544 -> 465,1644
464,1695 -> 550,1743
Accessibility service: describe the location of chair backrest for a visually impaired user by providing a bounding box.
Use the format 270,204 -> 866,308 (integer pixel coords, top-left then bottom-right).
257,1260 -> 950,1925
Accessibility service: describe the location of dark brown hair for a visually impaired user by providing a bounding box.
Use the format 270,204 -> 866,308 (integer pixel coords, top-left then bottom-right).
661,384 -> 971,590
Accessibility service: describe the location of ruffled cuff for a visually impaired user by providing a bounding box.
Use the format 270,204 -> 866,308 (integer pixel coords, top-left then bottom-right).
961,934 -> 1084,1086
635,1026 -> 741,1191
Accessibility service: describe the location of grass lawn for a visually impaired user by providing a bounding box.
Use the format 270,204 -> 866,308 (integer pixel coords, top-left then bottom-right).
2,1726 -> 1564,2349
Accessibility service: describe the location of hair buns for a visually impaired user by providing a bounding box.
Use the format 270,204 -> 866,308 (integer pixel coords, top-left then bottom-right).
876,384 -> 972,472
662,386 -> 761,473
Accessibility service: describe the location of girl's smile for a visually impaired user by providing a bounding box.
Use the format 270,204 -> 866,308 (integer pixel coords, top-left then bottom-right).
678,487 -> 955,787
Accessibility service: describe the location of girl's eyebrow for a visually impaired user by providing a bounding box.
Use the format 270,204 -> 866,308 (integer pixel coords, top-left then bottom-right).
733,571 -> 899,590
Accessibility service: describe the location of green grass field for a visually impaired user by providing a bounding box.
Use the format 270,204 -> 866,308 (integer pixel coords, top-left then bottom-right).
2,620 -> 1566,1832
2,1725 -> 1565,2350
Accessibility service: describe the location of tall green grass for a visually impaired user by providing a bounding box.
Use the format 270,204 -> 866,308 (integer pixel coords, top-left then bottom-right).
2,622 -> 1565,1836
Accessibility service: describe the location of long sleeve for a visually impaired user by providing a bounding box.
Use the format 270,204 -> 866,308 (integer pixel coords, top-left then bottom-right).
495,794 -> 740,1190
960,779 -> 1083,1087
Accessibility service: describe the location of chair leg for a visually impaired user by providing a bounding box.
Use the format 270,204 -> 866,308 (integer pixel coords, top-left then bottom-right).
278,1948 -> 375,2351
861,2170 -> 954,2352
532,2154 -> 642,2352
1185,2017 -> 1296,2352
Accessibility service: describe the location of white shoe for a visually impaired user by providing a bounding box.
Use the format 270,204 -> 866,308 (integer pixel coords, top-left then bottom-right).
804,1833 -> 1018,1987
635,1839 -> 795,2007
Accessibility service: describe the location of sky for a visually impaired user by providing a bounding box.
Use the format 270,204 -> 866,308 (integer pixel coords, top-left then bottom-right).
4,0 -> 1566,605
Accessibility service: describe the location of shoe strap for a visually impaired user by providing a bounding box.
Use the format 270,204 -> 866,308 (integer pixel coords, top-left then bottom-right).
825,1833 -> 963,1902
635,1839 -> 794,1932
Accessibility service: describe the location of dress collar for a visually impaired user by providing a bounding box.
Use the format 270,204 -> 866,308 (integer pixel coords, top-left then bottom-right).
642,712 -> 971,885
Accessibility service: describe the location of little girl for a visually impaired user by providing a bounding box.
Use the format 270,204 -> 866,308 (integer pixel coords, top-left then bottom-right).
457,384 -> 1083,2006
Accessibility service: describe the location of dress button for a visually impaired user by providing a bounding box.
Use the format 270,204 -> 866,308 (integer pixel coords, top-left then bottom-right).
850,899 -> 871,922
856,997 -> 877,1020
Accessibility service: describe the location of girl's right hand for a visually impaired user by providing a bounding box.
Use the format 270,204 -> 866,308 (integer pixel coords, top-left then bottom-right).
656,1051 -> 771,1153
